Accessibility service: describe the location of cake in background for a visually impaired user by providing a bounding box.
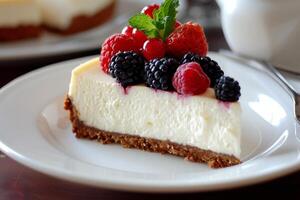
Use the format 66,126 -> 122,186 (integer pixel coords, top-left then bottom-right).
0,0 -> 116,41
37,0 -> 116,34
0,0 -> 42,41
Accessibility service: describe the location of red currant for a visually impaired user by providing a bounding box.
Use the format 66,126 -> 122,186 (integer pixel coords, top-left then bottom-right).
142,39 -> 166,61
121,25 -> 133,36
132,28 -> 148,49
141,4 -> 160,18
174,21 -> 181,29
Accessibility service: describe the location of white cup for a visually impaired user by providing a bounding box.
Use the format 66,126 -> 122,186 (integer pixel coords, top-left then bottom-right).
217,0 -> 300,73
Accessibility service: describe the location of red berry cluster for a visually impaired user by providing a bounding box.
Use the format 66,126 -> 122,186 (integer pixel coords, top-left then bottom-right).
100,3 -> 212,96
121,4 -> 166,61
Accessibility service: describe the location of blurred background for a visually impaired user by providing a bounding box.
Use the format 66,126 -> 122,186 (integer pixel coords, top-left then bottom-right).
0,0 -> 227,86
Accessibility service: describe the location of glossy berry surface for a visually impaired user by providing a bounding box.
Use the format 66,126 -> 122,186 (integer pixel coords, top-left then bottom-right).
172,62 -> 210,95
180,52 -> 202,64
166,22 -> 208,58
145,57 -> 179,91
215,76 -> 241,102
109,51 -> 145,87
132,28 -> 148,49
141,4 -> 160,18
100,34 -> 139,73
174,20 -> 181,28
121,25 -> 134,36
142,39 -> 166,61
181,53 -> 224,87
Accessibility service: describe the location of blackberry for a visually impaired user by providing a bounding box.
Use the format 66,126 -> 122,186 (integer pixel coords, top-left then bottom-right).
145,57 -> 179,91
109,51 -> 145,87
215,76 -> 241,102
181,53 -> 224,87
181,52 -> 202,64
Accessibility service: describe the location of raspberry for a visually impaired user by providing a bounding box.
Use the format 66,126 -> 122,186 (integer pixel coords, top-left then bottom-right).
100,33 -> 138,73
166,22 -> 208,58
145,57 -> 179,91
141,4 -> 160,18
215,76 -> 241,102
172,62 -> 210,95
132,28 -> 148,50
121,25 -> 134,36
109,51 -> 145,87
142,39 -> 165,61
181,53 -> 224,87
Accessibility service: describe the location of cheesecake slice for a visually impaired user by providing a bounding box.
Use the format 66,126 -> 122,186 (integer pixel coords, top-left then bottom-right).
65,58 -> 241,168
0,0 -> 42,41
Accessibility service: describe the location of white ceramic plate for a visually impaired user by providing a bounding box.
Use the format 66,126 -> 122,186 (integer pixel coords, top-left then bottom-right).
0,52 -> 300,193
0,0 -> 187,61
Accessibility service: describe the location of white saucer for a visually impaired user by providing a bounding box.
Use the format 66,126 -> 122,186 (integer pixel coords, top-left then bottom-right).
0,0 -> 187,61
0,52 -> 299,192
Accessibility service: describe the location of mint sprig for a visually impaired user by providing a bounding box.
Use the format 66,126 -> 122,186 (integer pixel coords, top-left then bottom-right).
128,14 -> 160,38
129,0 -> 179,41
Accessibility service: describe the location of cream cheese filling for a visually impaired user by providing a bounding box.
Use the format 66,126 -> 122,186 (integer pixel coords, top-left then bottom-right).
69,58 -> 242,158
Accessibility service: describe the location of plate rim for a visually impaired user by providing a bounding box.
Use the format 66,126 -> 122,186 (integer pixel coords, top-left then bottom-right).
0,53 -> 300,193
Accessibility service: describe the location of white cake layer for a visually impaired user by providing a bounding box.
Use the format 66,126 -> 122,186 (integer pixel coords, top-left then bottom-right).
37,0 -> 113,30
0,0 -> 42,27
68,58 -> 241,158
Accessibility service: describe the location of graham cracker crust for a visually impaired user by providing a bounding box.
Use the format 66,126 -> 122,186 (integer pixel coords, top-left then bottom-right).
0,25 -> 42,41
64,96 -> 241,168
45,0 -> 116,35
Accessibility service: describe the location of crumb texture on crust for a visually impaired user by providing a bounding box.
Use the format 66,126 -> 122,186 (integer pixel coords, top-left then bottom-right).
64,96 -> 241,168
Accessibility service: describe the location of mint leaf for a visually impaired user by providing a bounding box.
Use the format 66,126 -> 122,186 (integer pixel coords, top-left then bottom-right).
129,14 -> 159,38
162,16 -> 175,40
154,0 -> 179,22
153,0 -> 179,40
128,0 -> 179,40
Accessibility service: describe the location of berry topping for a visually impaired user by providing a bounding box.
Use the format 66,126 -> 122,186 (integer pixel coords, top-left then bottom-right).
181,53 -> 224,87
132,28 -> 148,49
215,76 -> 241,102
174,20 -> 181,28
172,62 -> 210,95
142,38 -> 166,61
141,4 -> 160,18
129,0 -> 179,40
145,57 -> 179,91
99,0 -> 241,99
180,52 -> 202,64
100,34 -> 139,73
121,25 -> 134,36
122,26 -> 148,50
166,22 -> 208,58
109,51 -> 145,87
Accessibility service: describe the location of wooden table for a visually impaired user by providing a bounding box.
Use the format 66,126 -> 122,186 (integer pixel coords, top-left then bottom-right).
0,29 -> 299,199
